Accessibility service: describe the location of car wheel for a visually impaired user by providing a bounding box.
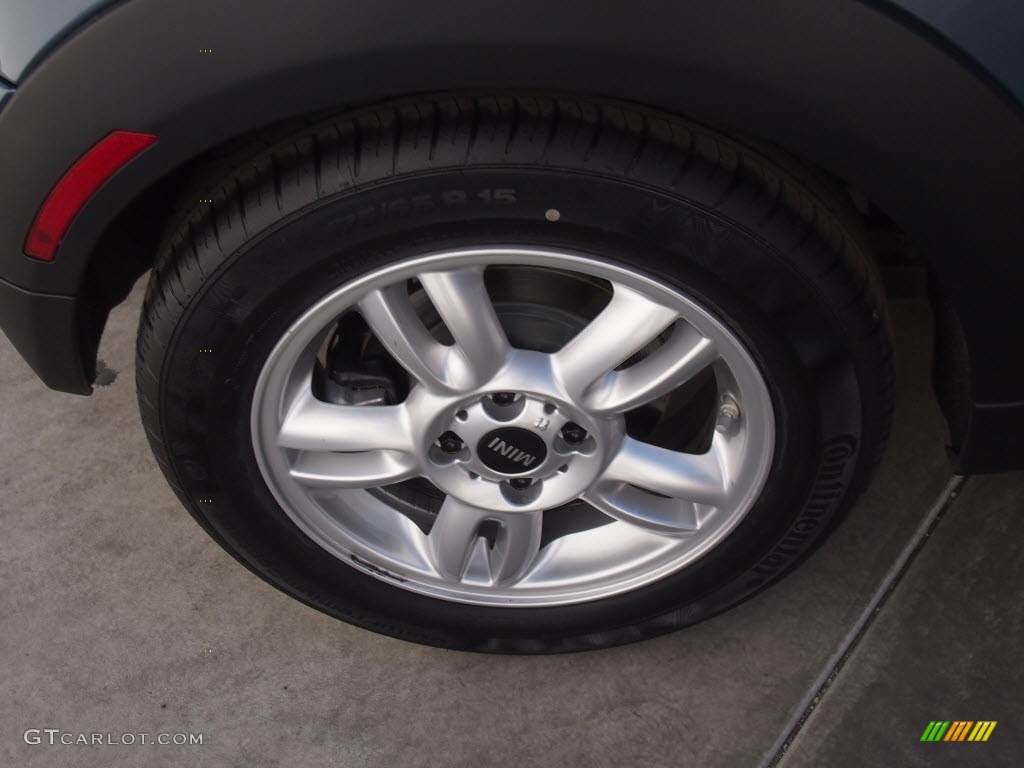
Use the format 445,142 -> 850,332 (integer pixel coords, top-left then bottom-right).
136,94 -> 893,652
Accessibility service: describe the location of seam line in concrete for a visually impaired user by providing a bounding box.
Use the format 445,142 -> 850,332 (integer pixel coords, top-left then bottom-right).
758,474 -> 967,768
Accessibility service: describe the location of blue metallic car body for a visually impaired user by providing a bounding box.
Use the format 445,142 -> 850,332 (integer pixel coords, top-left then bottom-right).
891,0 -> 1023,100
0,0 -> 111,83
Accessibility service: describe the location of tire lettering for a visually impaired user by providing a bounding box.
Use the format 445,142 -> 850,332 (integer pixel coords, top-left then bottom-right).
747,435 -> 858,585
327,188 -> 518,233
411,194 -> 436,213
493,188 -> 517,204
387,199 -> 411,217
442,190 -> 468,207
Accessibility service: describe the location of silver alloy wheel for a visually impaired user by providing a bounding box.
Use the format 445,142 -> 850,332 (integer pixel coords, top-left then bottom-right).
251,247 -> 775,607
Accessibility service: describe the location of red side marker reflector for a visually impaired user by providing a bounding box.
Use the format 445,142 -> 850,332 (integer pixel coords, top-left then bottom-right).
24,130 -> 158,261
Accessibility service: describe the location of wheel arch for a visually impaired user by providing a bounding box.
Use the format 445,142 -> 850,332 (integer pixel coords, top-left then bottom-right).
0,0 -> 1022,469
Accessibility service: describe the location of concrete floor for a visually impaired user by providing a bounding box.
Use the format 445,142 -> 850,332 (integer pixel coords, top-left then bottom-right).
1,283 -> 1020,767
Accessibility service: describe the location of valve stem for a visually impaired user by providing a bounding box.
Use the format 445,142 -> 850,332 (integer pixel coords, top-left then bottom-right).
715,395 -> 741,434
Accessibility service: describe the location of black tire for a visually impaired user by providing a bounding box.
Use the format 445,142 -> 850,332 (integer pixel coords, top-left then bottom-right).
136,93 -> 894,653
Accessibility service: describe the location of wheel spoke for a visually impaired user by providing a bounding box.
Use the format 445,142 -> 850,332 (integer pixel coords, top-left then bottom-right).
553,284 -> 678,399
289,450 -> 419,488
583,323 -> 718,413
582,488 -> 701,535
277,388 -> 414,453
358,285 -> 469,392
418,267 -> 511,383
600,436 -> 726,506
428,497 -> 542,585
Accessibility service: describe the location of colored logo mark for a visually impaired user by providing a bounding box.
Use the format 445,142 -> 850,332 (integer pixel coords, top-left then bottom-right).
920,721 -> 997,742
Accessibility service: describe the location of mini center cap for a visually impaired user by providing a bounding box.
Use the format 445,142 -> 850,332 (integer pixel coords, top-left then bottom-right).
477,428 -> 548,475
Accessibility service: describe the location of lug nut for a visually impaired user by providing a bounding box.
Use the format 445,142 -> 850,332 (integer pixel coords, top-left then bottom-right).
561,422 -> 587,445
491,392 -> 516,406
509,478 -> 532,490
438,431 -> 464,453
